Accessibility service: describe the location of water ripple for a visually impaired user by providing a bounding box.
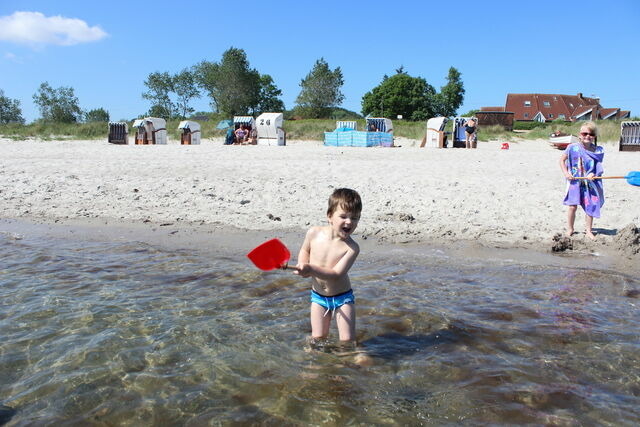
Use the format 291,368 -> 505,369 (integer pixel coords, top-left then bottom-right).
1,232 -> 639,425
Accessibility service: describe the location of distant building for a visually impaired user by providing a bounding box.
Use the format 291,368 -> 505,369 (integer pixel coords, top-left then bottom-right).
482,93 -> 630,122
476,110 -> 514,130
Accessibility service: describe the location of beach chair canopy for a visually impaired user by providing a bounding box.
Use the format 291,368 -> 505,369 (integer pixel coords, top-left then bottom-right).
620,121 -> 640,151
427,117 -> 448,132
257,112 -> 283,129
336,121 -> 357,131
146,117 -> 166,129
178,120 -> 200,131
366,117 -> 393,133
233,116 -> 255,127
133,117 -> 166,129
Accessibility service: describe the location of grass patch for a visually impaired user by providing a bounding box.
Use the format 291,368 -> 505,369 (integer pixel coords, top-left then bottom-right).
1,118 -> 636,142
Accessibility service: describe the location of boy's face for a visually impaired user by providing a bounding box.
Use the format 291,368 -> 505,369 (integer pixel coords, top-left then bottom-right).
328,206 -> 360,239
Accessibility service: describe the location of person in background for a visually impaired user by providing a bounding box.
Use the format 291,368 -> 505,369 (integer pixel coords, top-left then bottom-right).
246,127 -> 258,145
234,125 -> 247,144
559,121 -> 604,240
465,118 -> 477,149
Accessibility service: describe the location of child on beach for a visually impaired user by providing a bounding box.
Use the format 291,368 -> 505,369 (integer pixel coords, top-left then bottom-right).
559,121 -> 604,240
294,188 -> 362,343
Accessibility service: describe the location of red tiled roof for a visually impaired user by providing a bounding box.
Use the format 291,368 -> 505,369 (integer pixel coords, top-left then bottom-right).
599,108 -> 618,119
505,93 -> 601,121
573,105 -> 594,119
483,93 -> 630,121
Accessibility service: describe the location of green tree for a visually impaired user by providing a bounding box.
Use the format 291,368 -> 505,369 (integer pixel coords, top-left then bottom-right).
361,72 -> 436,121
256,74 -> 285,114
194,47 -> 260,116
435,67 -> 465,117
142,71 -> 176,119
84,107 -> 109,122
173,68 -> 200,119
295,58 -> 344,118
0,89 -> 25,124
32,82 -> 82,123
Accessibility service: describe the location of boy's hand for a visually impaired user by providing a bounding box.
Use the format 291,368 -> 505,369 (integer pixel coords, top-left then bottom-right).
293,263 -> 311,277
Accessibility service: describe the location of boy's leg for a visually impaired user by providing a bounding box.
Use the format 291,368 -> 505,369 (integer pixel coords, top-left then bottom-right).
310,303 -> 331,339
335,303 -> 356,342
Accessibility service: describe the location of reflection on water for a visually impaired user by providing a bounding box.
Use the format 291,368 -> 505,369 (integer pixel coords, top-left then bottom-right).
1,231 -> 639,425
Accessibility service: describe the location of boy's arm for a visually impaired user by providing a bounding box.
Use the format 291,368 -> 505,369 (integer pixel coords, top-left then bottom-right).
303,243 -> 360,280
294,228 -> 313,277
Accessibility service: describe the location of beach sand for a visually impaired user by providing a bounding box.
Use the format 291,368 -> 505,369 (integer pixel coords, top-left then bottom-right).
1,136 -> 638,273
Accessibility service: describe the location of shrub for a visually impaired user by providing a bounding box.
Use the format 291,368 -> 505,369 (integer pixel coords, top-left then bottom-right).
513,121 -> 546,130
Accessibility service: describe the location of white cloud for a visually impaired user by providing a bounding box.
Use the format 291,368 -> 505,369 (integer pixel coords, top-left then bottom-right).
0,11 -> 108,47
4,52 -> 21,62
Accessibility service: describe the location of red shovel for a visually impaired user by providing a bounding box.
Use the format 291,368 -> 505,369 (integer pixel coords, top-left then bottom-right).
247,238 -> 296,271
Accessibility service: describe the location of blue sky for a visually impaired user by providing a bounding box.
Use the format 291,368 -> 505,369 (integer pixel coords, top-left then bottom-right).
1,0 -> 639,123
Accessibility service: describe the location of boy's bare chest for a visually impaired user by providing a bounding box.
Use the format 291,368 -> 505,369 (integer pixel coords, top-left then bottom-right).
309,239 -> 348,267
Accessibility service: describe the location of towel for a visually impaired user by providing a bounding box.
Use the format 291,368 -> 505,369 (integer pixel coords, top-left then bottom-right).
563,142 -> 605,218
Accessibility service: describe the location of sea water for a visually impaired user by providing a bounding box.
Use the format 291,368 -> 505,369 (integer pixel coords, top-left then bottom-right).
1,229 -> 639,425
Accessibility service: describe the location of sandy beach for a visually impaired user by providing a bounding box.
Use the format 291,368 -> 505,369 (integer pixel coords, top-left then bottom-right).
0,136 -> 638,272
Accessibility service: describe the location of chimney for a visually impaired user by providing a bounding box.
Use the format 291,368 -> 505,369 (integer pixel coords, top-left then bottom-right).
577,92 -> 583,98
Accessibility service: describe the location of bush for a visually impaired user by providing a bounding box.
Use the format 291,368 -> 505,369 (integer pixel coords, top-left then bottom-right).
513,121 -> 546,130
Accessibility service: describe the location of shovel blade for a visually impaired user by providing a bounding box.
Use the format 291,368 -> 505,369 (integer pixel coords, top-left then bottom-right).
247,238 -> 291,271
626,171 -> 640,186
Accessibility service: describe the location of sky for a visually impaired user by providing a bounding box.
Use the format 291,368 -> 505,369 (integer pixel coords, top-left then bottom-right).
1,0 -> 639,123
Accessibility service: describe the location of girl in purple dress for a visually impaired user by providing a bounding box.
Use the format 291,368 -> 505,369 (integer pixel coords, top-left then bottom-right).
559,121 -> 604,240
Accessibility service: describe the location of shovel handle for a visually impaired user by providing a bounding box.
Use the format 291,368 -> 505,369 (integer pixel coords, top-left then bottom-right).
573,176 -> 625,180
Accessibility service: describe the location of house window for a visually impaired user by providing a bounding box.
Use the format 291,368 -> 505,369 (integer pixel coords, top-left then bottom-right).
559,114 -> 566,120
549,114 -> 554,118
524,101 -> 531,107
524,113 -> 529,118
543,101 -> 551,107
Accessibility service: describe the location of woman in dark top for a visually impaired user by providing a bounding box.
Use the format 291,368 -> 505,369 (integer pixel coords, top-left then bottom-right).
465,119 -> 477,149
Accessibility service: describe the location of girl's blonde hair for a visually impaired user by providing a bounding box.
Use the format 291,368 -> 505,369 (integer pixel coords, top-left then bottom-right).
580,121 -> 598,144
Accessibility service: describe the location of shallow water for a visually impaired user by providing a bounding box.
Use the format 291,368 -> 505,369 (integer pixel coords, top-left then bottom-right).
1,230 -> 639,426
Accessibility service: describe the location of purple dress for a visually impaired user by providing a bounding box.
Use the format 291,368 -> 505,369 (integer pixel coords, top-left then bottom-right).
563,142 -> 604,218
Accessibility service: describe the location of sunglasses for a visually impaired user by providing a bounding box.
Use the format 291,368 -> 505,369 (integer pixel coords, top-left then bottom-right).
580,132 -> 596,137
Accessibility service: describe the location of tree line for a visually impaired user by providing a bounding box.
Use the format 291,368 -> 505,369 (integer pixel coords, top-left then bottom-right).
0,47 -> 464,125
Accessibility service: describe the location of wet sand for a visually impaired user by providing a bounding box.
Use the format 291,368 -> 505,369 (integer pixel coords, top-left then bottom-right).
0,136 -> 638,274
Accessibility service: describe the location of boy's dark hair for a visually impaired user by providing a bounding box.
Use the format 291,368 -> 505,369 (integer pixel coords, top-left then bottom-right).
327,188 -> 362,217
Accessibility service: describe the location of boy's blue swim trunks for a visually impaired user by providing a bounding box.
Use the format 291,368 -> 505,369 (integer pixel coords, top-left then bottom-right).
311,289 -> 354,316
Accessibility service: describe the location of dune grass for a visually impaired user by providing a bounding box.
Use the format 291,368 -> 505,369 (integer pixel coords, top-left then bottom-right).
1,118 -> 636,143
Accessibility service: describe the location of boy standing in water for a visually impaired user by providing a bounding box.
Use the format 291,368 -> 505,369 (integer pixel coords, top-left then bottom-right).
294,188 -> 361,343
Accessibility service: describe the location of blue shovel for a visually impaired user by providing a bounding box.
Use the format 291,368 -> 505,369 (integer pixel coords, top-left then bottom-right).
574,171 -> 640,186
